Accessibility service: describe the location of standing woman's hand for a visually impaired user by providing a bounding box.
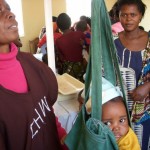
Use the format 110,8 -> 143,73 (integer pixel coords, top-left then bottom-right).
130,82 -> 150,101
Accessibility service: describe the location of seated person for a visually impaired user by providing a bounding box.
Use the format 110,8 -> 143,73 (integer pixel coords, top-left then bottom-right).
79,77 -> 141,150
71,15 -> 91,32
55,13 -> 87,81
109,2 -> 124,36
75,20 -> 91,47
37,16 -> 62,54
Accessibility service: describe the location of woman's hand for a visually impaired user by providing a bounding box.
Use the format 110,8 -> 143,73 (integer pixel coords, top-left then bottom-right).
130,82 -> 150,101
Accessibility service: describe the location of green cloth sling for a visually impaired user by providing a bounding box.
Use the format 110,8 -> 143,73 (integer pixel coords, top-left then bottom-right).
65,0 -> 130,149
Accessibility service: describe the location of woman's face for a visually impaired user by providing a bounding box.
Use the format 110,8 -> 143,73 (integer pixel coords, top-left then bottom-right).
119,4 -> 142,32
0,0 -> 18,44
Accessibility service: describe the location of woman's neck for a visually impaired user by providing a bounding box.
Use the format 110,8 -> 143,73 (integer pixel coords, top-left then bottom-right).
119,28 -> 148,51
62,29 -> 72,34
123,28 -> 142,40
0,44 -> 10,53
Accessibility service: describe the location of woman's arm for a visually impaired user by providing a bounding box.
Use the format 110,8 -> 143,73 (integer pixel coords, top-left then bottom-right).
130,82 -> 150,101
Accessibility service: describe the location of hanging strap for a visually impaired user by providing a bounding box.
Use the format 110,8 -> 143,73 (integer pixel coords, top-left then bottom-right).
84,0 -> 130,125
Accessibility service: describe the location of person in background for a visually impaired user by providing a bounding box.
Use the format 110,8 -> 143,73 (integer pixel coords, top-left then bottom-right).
109,1 -> 124,36
109,8 -> 117,25
55,13 -> 87,81
0,0 -> 68,149
71,15 -> 91,32
85,17 -> 91,29
79,15 -> 91,32
139,25 -> 144,31
75,20 -> 91,47
75,20 -> 90,63
114,0 -> 150,149
37,16 -> 62,55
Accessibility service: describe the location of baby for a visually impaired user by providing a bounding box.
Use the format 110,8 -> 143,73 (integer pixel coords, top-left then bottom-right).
84,77 -> 140,150
102,96 -> 140,150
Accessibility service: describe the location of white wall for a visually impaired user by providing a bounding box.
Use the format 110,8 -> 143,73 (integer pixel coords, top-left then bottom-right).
140,0 -> 150,31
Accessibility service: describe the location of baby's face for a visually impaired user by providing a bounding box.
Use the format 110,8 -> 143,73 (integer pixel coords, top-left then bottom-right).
102,100 -> 129,141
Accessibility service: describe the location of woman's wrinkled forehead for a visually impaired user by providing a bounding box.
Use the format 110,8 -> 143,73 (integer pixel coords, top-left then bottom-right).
0,0 -> 6,5
0,0 -> 10,9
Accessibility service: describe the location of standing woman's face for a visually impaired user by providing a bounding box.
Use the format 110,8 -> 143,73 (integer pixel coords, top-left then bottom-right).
0,0 -> 18,44
119,4 -> 142,32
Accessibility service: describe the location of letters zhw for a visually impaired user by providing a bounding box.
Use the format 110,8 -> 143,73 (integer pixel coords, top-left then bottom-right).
30,96 -> 51,139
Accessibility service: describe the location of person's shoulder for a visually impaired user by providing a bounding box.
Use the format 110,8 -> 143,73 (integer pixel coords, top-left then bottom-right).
139,30 -> 149,42
73,31 -> 86,39
64,30 -> 85,36
57,31 -> 85,42
17,51 -> 40,63
56,32 -> 68,42
17,51 -> 49,71
140,30 -> 148,36
17,51 -> 33,60
74,31 -> 85,35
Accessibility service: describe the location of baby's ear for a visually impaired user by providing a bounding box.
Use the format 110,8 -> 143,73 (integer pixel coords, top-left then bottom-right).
78,89 -> 84,110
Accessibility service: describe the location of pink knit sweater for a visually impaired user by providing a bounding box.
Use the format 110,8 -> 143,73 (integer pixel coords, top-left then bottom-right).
0,43 -> 28,93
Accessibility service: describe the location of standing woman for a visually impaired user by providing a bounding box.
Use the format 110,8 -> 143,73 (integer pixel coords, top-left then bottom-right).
114,0 -> 150,149
0,0 -> 67,149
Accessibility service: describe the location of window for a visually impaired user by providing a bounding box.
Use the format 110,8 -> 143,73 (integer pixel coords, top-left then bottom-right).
6,0 -> 24,37
66,0 -> 91,25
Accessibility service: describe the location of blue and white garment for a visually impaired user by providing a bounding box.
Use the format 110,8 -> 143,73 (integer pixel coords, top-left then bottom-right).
114,36 -> 150,150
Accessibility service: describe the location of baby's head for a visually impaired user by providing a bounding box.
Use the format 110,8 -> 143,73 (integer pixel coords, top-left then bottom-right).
102,96 -> 129,141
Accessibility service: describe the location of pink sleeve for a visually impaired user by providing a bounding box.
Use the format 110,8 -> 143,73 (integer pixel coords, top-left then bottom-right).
55,117 -> 67,140
55,117 -> 68,150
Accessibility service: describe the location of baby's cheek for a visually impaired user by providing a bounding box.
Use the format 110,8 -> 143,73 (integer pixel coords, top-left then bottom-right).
121,125 -> 129,136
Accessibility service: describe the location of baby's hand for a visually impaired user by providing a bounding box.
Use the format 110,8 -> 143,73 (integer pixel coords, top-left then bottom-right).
60,135 -> 67,145
60,135 -> 69,150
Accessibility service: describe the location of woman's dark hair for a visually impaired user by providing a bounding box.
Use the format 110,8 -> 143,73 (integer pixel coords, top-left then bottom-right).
139,26 -> 144,30
112,2 -> 119,19
76,21 -> 87,32
57,13 -> 71,31
109,2 -> 120,24
80,15 -> 87,21
86,17 -> 91,27
117,0 -> 146,17
52,16 -> 57,22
